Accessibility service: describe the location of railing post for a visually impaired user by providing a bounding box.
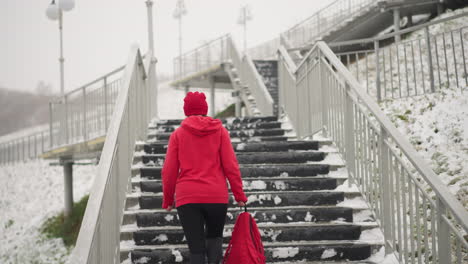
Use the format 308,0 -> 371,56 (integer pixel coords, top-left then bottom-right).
375,40 -> 382,102
104,77 -> 109,131
34,134 -> 37,158
345,83 -> 355,187
319,50 -> 328,137
64,96 -> 69,145
22,138 -> 25,161
82,87 -> 88,142
49,102 -> 53,148
437,198 -> 452,263
379,126 -> 392,254
424,27 -> 435,93
41,131 -> 45,154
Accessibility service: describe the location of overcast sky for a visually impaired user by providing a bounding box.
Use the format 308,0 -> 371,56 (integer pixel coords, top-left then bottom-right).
1,0 -> 334,94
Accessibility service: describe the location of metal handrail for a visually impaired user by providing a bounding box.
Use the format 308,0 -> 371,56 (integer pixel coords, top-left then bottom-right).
279,41 -> 468,263
69,46 -> 153,263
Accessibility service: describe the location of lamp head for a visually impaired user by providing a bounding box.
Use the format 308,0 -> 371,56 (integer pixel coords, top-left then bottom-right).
46,1 -> 60,20
59,0 -> 75,12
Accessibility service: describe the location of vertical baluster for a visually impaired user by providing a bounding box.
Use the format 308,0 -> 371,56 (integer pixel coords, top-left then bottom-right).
460,29 -> 468,87
409,178 -> 415,263
450,31 -> 460,89
403,43 -> 410,97
389,47 -> 395,99
418,39 -> 426,94
433,35 -> 442,90
394,159 -> 403,261
442,33 -> 450,88
411,41 -> 418,96
402,166 -> 409,263
415,187 -> 422,264
375,41 -> 382,102
422,196 -> 430,263
437,199 -> 451,263
382,47 -> 387,99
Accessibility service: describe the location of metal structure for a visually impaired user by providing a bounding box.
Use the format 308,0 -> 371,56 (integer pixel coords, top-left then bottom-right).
278,41 -> 468,263
227,36 -> 274,116
172,34 -> 274,116
331,11 -> 468,101
69,45 -> 153,263
172,34 -> 230,81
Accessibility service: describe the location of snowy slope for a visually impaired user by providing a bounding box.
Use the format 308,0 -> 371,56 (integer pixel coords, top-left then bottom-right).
0,160 -> 97,263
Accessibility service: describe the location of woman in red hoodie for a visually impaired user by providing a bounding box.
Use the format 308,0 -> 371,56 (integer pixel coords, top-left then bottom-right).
162,91 -> 248,264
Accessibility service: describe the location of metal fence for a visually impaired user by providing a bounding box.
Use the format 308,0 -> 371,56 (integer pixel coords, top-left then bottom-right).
0,127 -> 50,165
69,46 -> 153,264
0,67 -> 123,165
247,37 -> 280,60
331,12 -> 468,101
278,41 -> 468,263
173,34 -> 229,81
48,66 -> 124,148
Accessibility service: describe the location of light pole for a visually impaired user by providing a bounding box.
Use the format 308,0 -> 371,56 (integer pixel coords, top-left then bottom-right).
145,0 -> 158,119
46,0 -> 74,97
173,0 -> 187,90
237,5 -> 252,54
45,0 -> 75,218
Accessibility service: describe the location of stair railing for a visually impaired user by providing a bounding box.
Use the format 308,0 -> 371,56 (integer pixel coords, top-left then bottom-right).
329,11 -> 468,102
227,36 -> 275,116
278,41 -> 468,264
69,46 -> 153,264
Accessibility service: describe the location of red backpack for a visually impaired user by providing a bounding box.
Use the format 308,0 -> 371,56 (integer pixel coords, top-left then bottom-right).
223,207 -> 266,264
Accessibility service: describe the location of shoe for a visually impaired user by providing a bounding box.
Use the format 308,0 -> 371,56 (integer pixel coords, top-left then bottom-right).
206,237 -> 223,264
190,252 -> 206,264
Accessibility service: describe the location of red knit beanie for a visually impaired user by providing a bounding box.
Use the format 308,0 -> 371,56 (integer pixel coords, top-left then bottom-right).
183,91 -> 208,116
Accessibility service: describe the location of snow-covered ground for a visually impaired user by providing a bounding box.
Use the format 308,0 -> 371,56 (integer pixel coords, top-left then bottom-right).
0,159 -> 97,263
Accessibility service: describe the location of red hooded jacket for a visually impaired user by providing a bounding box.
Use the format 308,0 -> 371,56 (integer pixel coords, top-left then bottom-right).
162,116 -> 248,209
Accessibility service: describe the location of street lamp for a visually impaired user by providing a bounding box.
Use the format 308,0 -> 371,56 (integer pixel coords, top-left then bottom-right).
237,5 -> 252,54
173,0 -> 187,86
45,0 -> 75,96
45,0 -> 75,219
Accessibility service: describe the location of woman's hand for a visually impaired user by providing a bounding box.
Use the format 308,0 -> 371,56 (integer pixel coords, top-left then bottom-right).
238,201 -> 246,207
165,206 -> 173,212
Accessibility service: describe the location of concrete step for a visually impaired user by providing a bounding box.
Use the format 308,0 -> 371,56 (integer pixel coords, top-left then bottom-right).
135,164 -> 332,179
137,151 -> 326,165
132,177 -> 340,193
123,205 -> 355,227
153,116 -> 278,126
150,121 -> 283,133
125,191 -> 362,210
149,128 -> 287,141
137,140 -> 327,154
121,241 -> 383,263
122,223 -> 375,246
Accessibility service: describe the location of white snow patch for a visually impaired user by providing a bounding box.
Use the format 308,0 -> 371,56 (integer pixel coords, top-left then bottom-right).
337,197 -> 369,208
273,181 -> 286,190
271,247 -> 299,259
236,143 -> 247,151
164,214 -> 174,222
366,247 -> 399,264
134,256 -> 150,263
274,195 -> 282,205
321,248 -> 337,259
172,249 -> 184,262
304,212 -> 314,222
334,180 -> 359,192
151,234 -> 168,242
359,228 -> 384,242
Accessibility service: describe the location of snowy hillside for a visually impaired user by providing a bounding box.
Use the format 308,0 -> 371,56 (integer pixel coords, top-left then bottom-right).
0,159 -> 97,263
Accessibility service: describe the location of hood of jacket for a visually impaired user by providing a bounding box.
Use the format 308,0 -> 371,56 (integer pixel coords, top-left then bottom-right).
181,115 -> 223,136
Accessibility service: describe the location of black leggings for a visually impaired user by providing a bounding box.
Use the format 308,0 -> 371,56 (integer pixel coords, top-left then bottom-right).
176,203 -> 228,254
